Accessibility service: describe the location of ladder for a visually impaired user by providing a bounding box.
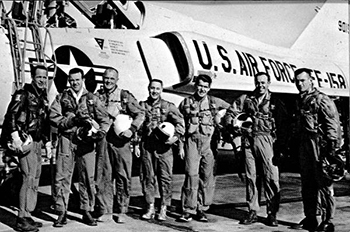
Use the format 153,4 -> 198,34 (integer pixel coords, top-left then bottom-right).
4,0 -> 56,93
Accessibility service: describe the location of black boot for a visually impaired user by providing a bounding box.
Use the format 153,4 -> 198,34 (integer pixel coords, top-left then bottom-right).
266,213 -> 278,227
290,216 -> 318,231
82,211 -> 97,226
316,221 -> 335,232
53,211 -> 67,228
25,217 -> 43,228
15,217 -> 39,232
240,210 -> 258,225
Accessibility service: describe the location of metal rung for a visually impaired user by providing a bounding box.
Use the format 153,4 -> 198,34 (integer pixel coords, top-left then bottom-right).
23,48 -> 40,52
19,40 -> 41,45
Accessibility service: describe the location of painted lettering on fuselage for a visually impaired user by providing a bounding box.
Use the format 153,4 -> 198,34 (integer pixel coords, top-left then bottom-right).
192,39 -> 348,90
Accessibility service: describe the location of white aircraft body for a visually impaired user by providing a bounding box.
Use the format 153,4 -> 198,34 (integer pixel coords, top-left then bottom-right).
0,0 -> 348,130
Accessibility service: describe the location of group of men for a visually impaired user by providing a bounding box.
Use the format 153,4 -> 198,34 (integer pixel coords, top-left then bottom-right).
1,64 -> 342,232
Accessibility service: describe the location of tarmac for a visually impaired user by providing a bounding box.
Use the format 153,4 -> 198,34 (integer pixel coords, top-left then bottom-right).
0,151 -> 350,232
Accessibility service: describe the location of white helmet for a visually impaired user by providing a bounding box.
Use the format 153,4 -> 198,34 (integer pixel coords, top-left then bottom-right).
233,113 -> 253,130
113,114 -> 133,136
154,122 -> 175,142
7,132 -> 33,155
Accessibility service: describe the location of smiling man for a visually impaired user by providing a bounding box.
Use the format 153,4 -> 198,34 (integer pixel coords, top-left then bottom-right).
178,74 -> 232,223
291,68 -> 341,232
224,72 -> 288,227
50,68 -> 110,227
139,79 -> 185,221
1,65 -> 52,232
94,67 -> 145,223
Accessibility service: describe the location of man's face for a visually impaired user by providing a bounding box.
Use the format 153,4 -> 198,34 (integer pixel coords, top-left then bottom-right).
295,72 -> 313,93
195,79 -> 210,98
68,72 -> 84,93
32,68 -> 48,90
148,81 -> 162,100
103,70 -> 118,91
255,74 -> 270,96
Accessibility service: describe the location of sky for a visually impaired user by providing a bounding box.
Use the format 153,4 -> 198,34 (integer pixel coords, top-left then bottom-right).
86,1 -> 324,48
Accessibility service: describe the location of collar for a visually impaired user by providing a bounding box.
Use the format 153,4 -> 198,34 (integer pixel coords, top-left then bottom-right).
193,93 -> 208,102
300,87 -> 317,99
24,82 -> 46,97
252,90 -> 271,102
104,85 -> 118,95
68,86 -> 87,104
147,96 -> 161,106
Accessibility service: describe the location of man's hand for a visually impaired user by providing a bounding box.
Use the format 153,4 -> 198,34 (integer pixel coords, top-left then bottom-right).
178,147 -> 185,160
91,130 -> 106,141
45,141 -> 53,159
165,136 -> 178,145
327,140 -> 338,157
11,131 -> 23,152
120,129 -> 133,139
133,145 -> 140,158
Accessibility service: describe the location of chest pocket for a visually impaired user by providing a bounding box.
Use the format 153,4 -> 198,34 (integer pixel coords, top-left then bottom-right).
199,109 -> 214,136
149,106 -> 161,129
300,95 -> 320,132
27,93 -> 41,130
186,97 -> 215,136
61,92 -> 77,115
106,88 -> 124,118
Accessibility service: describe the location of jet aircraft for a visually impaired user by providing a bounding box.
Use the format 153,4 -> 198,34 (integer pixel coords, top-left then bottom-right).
0,0 -> 348,155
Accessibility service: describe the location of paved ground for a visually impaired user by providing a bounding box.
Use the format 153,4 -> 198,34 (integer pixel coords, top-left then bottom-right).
0,172 -> 349,232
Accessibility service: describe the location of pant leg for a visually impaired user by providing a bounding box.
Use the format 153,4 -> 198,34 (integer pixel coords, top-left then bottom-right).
299,136 -> 319,218
197,134 -> 215,212
95,138 -> 114,214
112,142 -> 132,213
54,136 -> 75,212
76,146 -> 96,212
181,135 -> 201,214
157,148 -> 173,207
318,184 -> 335,220
18,141 -> 42,217
254,134 -> 280,215
243,136 -> 259,212
140,141 -> 157,205
317,153 -> 336,222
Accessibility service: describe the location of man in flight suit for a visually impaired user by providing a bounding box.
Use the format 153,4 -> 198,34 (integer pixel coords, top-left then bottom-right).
291,68 -> 341,232
1,65 -> 51,232
94,67 -> 144,223
50,68 -> 110,227
178,74 -> 232,222
224,72 -> 287,227
139,79 -> 185,221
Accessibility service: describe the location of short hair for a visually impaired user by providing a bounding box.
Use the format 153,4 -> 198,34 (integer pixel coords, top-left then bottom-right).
149,79 -> 163,88
69,67 -> 84,77
104,67 -> 118,76
195,74 -> 212,86
294,68 -> 312,78
31,65 -> 47,77
254,72 -> 270,82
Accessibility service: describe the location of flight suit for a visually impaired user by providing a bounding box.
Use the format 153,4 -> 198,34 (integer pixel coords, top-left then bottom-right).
294,88 -> 341,222
139,97 -> 185,207
95,87 -> 144,214
179,95 -> 231,214
2,83 -> 50,218
226,90 -> 287,216
50,88 -> 110,213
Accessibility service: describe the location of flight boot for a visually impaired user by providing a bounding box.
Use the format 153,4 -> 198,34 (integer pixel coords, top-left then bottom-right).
158,205 -> 167,221
142,203 -> 155,220
15,217 -> 39,232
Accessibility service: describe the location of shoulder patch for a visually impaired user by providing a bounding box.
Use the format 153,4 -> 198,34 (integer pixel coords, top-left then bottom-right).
14,94 -> 22,101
